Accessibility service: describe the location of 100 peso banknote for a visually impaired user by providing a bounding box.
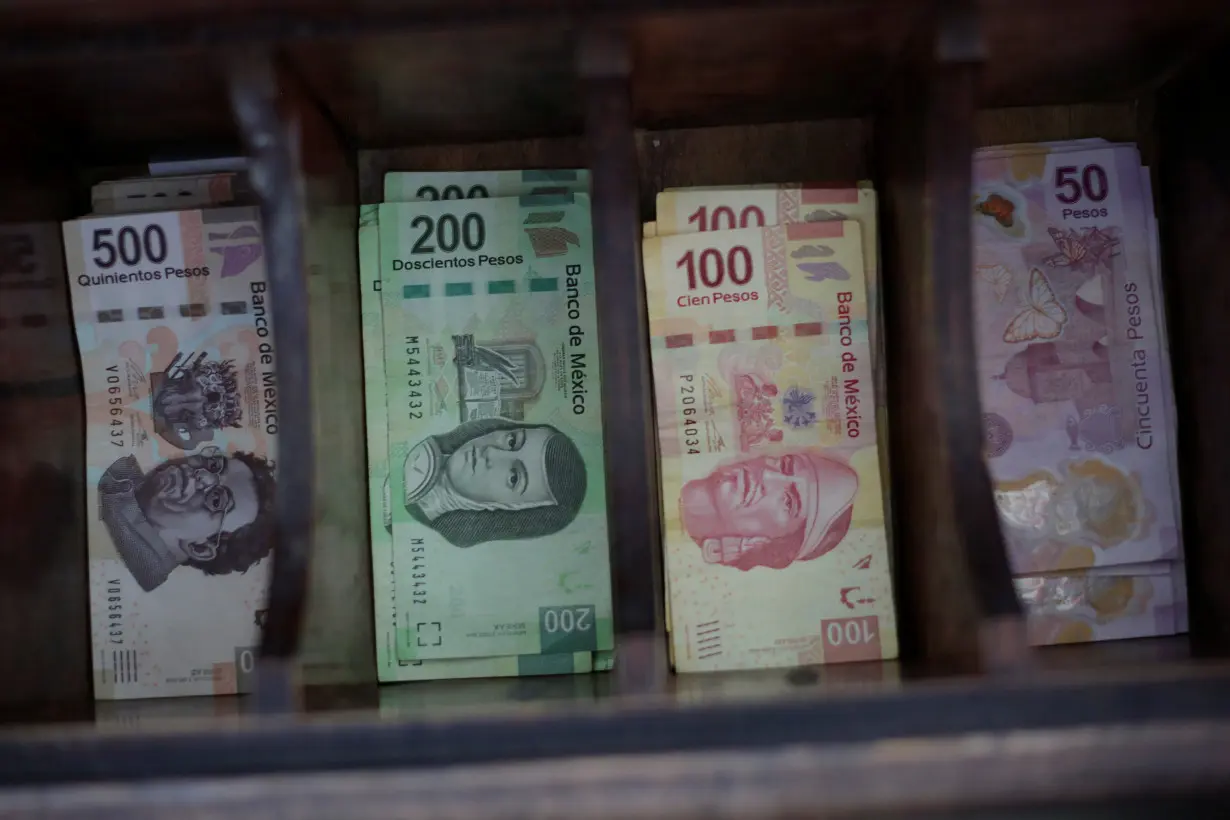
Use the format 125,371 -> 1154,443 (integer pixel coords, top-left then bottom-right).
63,206 -> 276,699
655,183 -> 882,385
380,193 -> 613,662
644,220 -> 897,672
655,183 -> 893,588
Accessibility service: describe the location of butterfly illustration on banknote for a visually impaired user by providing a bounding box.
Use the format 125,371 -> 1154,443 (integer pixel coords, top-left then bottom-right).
976,263 -> 1014,303
972,187 -> 1029,240
975,193 -> 1015,227
1044,226 -> 1120,273
1003,268 -> 1068,343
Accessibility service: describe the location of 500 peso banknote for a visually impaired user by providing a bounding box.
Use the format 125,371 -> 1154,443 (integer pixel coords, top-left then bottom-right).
64,206 -> 276,699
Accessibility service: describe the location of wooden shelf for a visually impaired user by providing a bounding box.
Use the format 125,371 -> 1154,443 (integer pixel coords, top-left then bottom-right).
2,646 -> 1229,784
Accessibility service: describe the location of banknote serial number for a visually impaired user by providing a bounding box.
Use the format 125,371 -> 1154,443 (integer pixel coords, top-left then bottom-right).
679,374 -> 701,454
404,337 -> 423,420
106,365 -> 125,447
410,538 -> 427,604
106,578 -> 124,643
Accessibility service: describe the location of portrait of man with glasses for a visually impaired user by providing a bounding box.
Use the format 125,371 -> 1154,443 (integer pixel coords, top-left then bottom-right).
97,447 -> 276,592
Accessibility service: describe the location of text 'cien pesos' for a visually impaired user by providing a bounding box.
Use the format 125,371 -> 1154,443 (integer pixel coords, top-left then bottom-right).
676,290 -> 760,308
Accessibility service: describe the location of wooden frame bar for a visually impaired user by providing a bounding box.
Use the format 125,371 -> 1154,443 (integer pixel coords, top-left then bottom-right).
227,52 -> 316,710
878,2 -> 1021,673
580,26 -> 666,685
5,720 -> 1230,818
1,665 -> 1229,787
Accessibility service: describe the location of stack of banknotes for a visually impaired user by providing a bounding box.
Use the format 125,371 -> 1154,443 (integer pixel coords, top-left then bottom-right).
362,171 -> 615,682
972,139 -> 1187,644
646,183 -> 898,672
64,172 -> 273,699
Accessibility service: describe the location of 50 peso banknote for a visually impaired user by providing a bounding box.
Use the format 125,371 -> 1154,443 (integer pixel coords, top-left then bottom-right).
644,219 -> 897,672
972,144 -> 1180,574
380,192 -> 614,663
63,206 -> 277,699
1015,562 -> 1181,645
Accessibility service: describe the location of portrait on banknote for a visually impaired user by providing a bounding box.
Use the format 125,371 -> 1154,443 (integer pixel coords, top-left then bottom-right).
149,351 -> 245,450
1017,573 -> 1163,645
678,448 -> 858,571
401,417 -> 587,548
993,458 -> 1151,572
97,446 -> 276,591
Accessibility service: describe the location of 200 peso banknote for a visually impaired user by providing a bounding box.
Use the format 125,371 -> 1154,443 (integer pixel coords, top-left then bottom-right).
380,193 -> 613,662
63,206 -> 276,699
383,169 -> 589,204
644,220 -> 897,672
362,173 -> 603,681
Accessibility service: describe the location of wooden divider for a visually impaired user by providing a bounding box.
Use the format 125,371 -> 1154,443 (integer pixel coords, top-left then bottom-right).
1158,45 -> 1230,656
878,3 -> 1023,674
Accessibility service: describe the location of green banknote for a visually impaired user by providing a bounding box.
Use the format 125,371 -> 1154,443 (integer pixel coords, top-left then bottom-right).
383,169 -> 589,204
365,204 -> 591,681
380,193 -> 613,661
364,174 -> 603,680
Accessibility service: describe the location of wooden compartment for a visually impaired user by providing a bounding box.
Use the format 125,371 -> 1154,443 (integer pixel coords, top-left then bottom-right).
2,0 -> 1230,813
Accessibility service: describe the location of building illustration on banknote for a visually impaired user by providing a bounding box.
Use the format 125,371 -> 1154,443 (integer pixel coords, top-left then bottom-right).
451,334 -> 545,423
